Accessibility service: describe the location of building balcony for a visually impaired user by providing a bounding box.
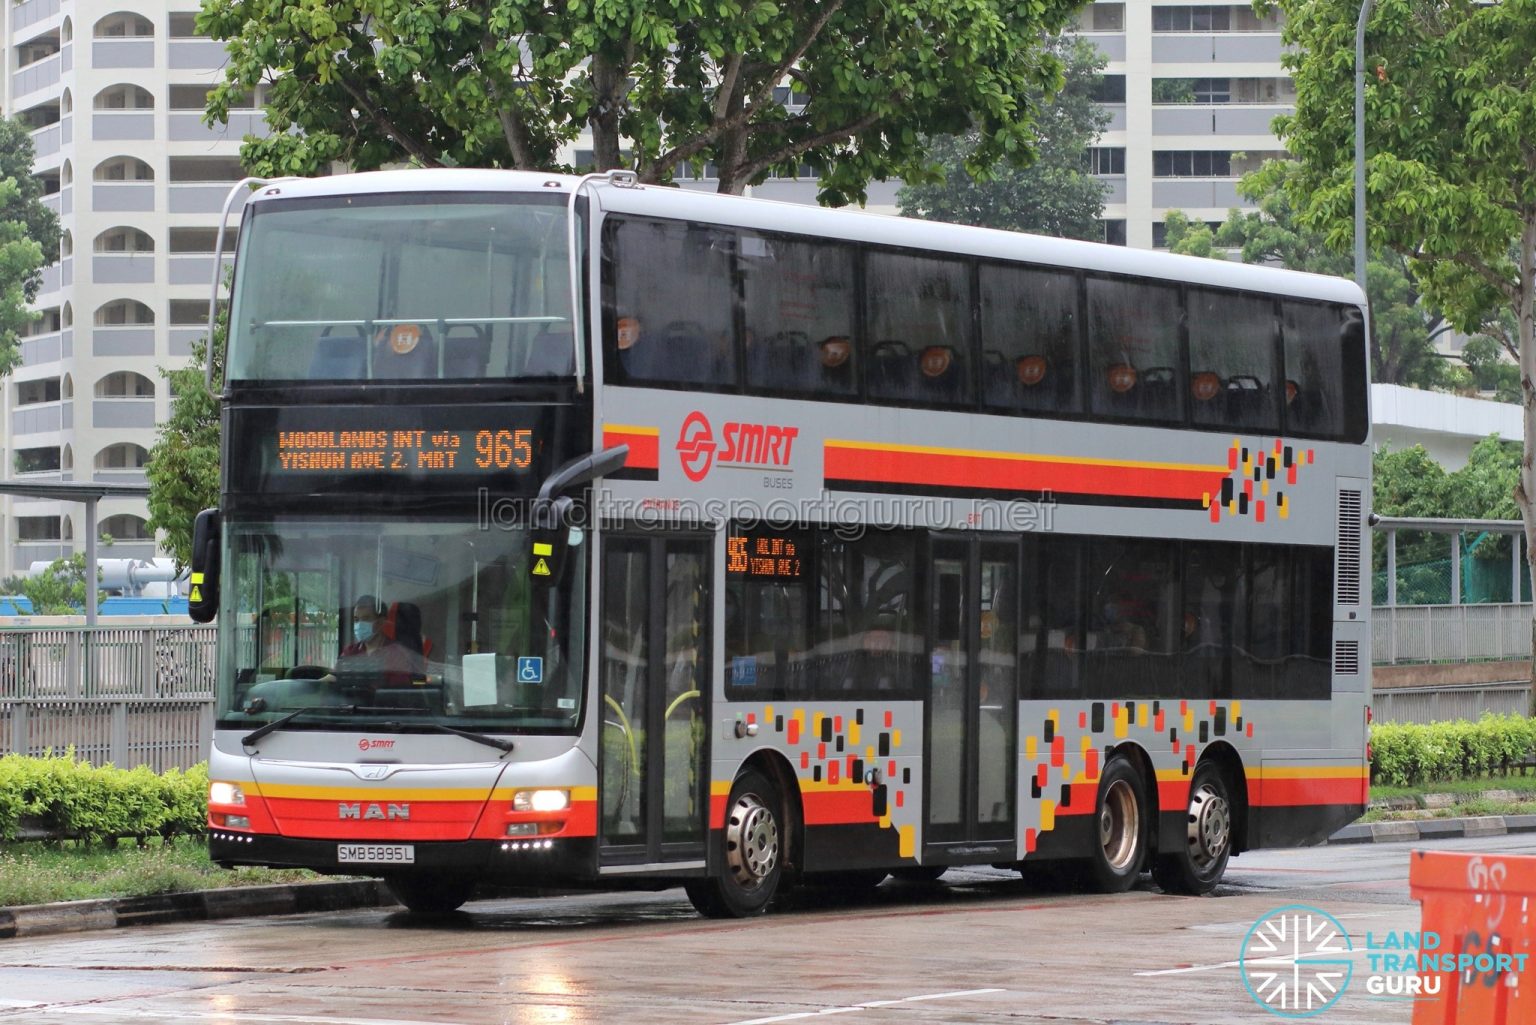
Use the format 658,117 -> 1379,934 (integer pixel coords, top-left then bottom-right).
91,327 -> 154,358
12,401 -> 62,438
93,253 -> 156,285
14,543 -> 73,569
1151,103 -> 1293,136
92,112 -> 154,142
1077,32 -> 1126,62
12,50 -> 60,99
169,110 -> 266,143
92,182 -> 155,213
36,261 -> 59,295
170,38 -> 229,71
169,254 -> 232,286
1151,33 -> 1284,64
168,327 -> 205,357
169,182 -> 250,215
11,0 -> 61,33
20,330 -> 61,367
30,121 -> 59,158
92,38 -> 154,69
93,399 -> 156,430
1095,175 -> 1128,204
1152,178 -> 1243,208
93,469 -> 149,486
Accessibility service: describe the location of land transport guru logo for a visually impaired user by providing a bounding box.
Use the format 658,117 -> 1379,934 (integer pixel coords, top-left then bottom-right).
674,410 -> 799,483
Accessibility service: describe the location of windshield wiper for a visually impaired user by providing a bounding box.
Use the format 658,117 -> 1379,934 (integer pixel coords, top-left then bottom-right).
239,704 -> 426,747
415,722 -> 516,755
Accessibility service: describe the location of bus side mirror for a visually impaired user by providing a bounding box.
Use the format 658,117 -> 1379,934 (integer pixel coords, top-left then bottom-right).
529,496 -> 574,585
189,507 -> 221,623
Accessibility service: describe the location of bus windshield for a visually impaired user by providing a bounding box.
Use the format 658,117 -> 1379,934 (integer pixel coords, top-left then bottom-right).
217,518 -> 586,733
227,192 -> 574,382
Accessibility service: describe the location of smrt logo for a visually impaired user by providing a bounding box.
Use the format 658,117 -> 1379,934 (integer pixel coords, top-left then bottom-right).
357,738 -> 395,751
675,410 -> 798,482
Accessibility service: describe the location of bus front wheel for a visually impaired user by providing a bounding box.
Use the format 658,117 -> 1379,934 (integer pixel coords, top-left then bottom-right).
386,874 -> 473,914
685,769 -> 784,918
1152,761 -> 1233,895
1084,756 -> 1149,893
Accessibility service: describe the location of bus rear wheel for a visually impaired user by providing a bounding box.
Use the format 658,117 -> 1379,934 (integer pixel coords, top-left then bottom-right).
386,874 -> 473,914
685,769 -> 784,918
1152,761 -> 1234,895
1084,756 -> 1149,893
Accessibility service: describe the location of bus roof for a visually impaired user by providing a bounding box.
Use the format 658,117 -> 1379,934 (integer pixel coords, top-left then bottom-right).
246,169 -> 1367,308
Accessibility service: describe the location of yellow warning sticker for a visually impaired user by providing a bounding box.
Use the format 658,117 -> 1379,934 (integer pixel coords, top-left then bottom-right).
189,586 -> 203,603
190,572 -> 204,585
533,542 -> 553,557
532,558 -> 551,577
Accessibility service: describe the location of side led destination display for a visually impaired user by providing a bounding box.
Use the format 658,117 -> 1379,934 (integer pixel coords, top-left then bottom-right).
727,532 -> 803,579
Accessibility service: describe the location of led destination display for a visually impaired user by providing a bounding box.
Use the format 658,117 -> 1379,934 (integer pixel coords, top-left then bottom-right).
275,428 -> 534,474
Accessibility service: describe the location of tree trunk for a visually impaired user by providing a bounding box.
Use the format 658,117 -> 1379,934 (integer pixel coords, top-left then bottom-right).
1516,213 -> 1536,704
589,53 -> 625,172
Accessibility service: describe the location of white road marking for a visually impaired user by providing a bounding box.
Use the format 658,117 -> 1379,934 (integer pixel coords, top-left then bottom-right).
0,1000 -> 43,1009
717,988 -> 1007,1025
41,1008 -> 456,1025
1135,947 -> 1376,977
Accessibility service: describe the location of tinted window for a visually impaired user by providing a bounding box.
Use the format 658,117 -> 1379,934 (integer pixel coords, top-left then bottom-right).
1282,300 -> 1367,441
1086,278 -> 1184,422
1020,536 -> 1085,698
725,527 -> 812,699
816,530 -> 922,696
980,264 -> 1080,415
1187,288 -> 1279,432
865,252 -> 972,406
1184,541 -> 1243,699
606,218 -> 736,387
739,233 -> 857,396
1085,539 -> 1181,700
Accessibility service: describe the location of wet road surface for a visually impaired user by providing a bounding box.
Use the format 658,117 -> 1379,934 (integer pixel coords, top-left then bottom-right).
2,834 -> 1533,1025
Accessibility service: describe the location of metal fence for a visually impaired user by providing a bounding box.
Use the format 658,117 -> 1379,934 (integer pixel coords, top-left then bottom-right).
0,624 -> 216,771
1373,603 -> 1533,665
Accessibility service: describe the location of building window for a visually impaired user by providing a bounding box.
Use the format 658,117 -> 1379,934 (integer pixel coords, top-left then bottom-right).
101,514 -> 151,540
16,516 -> 62,541
1090,75 -> 1126,104
1152,5 -> 1232,31
1193,78 -> 1231,103
1088,148 -> 1126,175
16,379 -> 61,406
1152,151 -> 1233,177
16,447 -> 61,474
1090,3 -> 1125,30
1099,220 -> 1128,246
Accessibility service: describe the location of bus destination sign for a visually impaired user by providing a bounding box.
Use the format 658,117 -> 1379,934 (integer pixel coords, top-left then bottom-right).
727,533 -> 802,579
276,428 -> 534,474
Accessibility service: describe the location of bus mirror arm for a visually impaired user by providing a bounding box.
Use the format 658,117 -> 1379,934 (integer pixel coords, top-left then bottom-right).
535,445 -> 630,504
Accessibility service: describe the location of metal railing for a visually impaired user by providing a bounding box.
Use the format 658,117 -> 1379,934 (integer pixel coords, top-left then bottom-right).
0,624 -> 216,770
1373,603 -> 1533,665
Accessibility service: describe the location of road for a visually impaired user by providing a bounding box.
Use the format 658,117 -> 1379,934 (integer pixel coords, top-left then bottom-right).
2,835 -> 1533,1025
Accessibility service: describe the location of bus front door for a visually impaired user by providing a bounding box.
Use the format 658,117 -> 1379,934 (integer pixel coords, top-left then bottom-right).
924,538 -> 1018,861
597,534 -> 711,869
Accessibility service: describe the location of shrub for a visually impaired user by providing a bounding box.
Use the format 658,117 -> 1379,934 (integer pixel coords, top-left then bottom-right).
0,752 -> 208,843
1370,714 -> 1536,787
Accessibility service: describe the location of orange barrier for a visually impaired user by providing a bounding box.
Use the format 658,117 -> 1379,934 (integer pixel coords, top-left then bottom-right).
1409,849 -> 1536,1024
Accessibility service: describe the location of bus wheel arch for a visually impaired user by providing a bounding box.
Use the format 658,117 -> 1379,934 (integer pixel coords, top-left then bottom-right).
742,750 -> 805,881
685,753 -> 800,918
1084,743 -> 1155,893
1152,745 -> 1243,895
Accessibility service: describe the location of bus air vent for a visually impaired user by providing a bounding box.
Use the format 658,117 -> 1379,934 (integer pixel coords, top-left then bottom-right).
1336,488 -> 1363,605
1333,640 -> 1361,676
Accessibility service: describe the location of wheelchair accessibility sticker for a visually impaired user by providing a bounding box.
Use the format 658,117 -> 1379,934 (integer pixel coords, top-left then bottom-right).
517,656 -> 544,684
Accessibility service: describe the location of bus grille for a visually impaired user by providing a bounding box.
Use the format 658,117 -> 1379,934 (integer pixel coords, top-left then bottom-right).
1334,640 -> 1360,675
1336,488 -> 1362,605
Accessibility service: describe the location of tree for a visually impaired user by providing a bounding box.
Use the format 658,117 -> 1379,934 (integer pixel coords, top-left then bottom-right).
895,36 -> 1110,239
1268,0 -> 1536,639
0,116 -> 60,376
197,0 -> 1084,204
17,553 -> 94,615
145,329 -> 221,569
1163,210 -> 1223,259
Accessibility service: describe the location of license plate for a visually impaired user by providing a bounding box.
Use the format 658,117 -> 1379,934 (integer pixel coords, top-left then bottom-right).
337,843 -> 415,864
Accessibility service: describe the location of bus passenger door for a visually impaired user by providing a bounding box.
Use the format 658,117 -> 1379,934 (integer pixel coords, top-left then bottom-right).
925,538 -> 1018,859
598,533 -> 711,868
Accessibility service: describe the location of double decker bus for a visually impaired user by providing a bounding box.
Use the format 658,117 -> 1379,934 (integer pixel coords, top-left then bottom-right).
196,169 -> 1370,916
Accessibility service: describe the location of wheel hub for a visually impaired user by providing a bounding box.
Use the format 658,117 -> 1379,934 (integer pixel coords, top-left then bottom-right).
725,791 -> 779,888
1099,778 -> 1140,871
1186,783 -> 1231,870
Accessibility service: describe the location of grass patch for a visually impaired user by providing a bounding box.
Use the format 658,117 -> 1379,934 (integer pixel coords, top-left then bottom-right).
1372,775 -> 1536,801
0,837 -> 326,908
1361,799 -> 1536,823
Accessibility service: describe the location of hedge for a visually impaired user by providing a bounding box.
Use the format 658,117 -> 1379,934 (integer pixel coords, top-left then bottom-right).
0,752 -> 207,843
1370,714 -> 1536,788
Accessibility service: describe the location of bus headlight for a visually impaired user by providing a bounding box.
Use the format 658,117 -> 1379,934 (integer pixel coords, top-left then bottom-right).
513,789 -> 570,813
209,781 -> 246,806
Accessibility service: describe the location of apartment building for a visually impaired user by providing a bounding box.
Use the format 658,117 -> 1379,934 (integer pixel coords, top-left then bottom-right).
3,0 -> 256,578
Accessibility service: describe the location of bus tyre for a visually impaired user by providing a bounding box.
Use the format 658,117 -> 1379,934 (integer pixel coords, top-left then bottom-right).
386,875 -> 473,914
1085,756 -> 1149,893
1152,762 -> 1234,895
685,770 -> 784,918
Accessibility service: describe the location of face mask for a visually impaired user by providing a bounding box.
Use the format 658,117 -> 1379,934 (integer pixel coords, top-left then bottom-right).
353,620 -> 375,644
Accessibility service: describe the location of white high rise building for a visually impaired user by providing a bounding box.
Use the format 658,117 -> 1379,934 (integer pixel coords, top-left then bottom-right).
3,0 -> 260,578
0,0 -> 1294,580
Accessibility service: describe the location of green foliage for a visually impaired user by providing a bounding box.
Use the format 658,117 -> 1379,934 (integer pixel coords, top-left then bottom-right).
1151,78 -> 1196,104
1163,210 -> 1224,259
0,753 -> 208,843
1461,334 -> 1521,403
1370,715 -> 1536,788
197,0 -> 1085,203
146,328 -> 222,569
895,36 -> 1110,239
0,116 -> 61,376
16,553 -> 97,615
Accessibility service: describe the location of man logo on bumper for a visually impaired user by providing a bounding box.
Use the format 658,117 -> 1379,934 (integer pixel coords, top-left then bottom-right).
339,803 -> 410,820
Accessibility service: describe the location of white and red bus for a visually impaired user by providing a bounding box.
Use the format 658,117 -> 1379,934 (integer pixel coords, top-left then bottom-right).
194,169 -> 1370,915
